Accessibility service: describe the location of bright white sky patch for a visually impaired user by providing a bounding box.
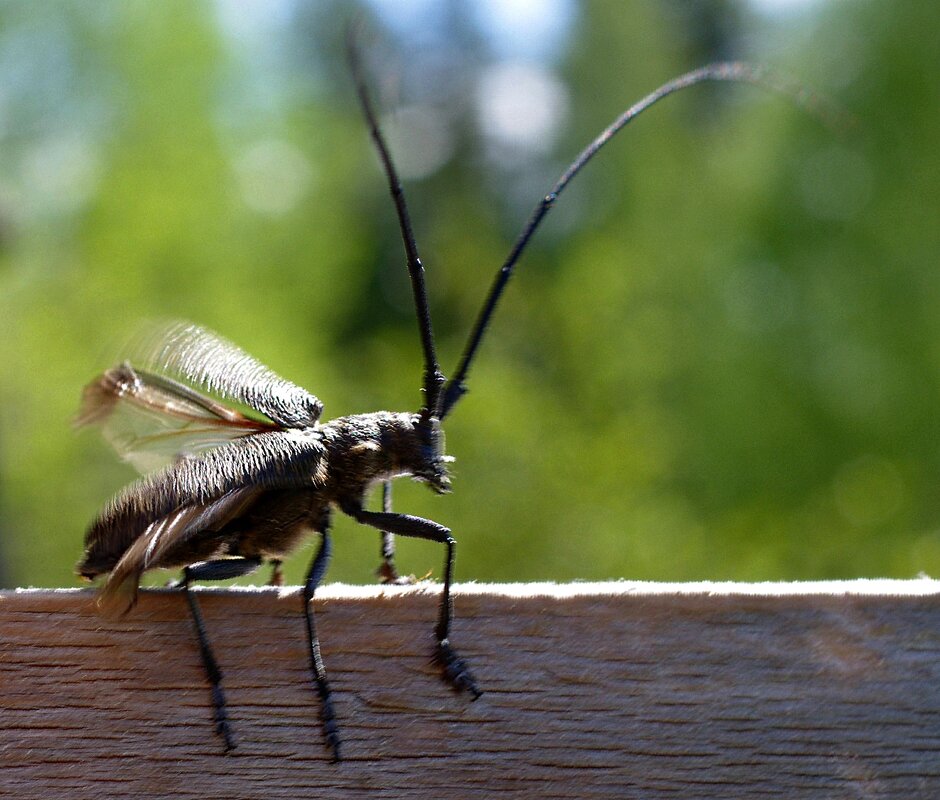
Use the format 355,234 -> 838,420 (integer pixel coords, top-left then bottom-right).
469,0 -> 575,60
747,0 -> 824,17
475,62 -> 568,152
380,105 -> 453,181
366,0 -> 445,38
234,138 -> 315,215
20,135 -> 100,219
214,0 -> 295,45
367,0 -> 575,62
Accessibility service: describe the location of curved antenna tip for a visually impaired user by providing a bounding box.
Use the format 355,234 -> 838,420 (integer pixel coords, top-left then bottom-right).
440,61 -> 849,419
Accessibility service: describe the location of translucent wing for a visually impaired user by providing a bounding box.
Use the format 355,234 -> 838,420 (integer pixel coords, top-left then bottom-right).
77,427 -> 328,582
134,321 -> 323,428
77,362 -> 282,473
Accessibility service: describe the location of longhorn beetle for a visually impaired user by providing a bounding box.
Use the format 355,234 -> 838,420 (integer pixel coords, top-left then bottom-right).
76,38 -> 839,758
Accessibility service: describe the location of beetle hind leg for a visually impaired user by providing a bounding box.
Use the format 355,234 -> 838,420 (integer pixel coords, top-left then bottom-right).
302,529 -> 342,761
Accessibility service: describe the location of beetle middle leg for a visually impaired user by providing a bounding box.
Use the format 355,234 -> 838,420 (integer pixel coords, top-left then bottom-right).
178,556 -> 263,752
354,508 -> 481,699
376,480 -> 398,583
375,481 -> 415,585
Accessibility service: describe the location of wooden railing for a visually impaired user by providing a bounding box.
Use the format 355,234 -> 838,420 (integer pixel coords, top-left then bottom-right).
1,580 -> 938,798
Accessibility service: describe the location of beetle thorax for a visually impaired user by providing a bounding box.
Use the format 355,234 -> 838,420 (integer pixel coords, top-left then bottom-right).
320,410 -> 451,499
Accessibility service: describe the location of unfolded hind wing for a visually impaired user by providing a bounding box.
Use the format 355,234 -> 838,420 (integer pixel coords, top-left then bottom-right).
77,362 -> 282,473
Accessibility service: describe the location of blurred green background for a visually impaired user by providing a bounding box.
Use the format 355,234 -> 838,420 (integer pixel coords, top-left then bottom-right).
0,1 -> 938,589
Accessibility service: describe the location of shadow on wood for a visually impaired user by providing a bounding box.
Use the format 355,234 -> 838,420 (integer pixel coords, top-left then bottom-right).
1,581 -> 939,798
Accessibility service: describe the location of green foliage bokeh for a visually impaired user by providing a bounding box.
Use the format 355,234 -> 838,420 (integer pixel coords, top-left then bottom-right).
1,1 -> 938,589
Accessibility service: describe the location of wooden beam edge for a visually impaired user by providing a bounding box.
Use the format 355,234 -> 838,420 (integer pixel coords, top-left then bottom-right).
3,576 -> 939,602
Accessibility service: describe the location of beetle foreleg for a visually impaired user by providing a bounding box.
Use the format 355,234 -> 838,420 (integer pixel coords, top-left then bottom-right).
353,508 -> 482,699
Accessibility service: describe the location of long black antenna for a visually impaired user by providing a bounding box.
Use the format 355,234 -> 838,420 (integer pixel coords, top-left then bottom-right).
439,62 -> 845,419
346,33 -> 445,419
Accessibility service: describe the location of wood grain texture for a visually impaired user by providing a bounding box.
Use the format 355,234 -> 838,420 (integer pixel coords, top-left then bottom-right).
1,582 -> 938,799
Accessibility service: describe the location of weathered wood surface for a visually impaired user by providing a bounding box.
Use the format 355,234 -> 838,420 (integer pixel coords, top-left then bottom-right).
1,581 -> 938,799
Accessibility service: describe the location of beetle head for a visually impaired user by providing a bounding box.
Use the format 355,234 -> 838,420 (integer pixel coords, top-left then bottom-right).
410,412 -> 452,494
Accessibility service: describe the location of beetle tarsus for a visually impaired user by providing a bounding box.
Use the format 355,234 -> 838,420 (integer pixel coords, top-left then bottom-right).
316,677 -> 343,761
212,684 -> 237,753
435,639 -> 482,700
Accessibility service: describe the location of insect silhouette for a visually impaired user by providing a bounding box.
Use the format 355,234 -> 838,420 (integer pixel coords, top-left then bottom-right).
76,40 -> 838,759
